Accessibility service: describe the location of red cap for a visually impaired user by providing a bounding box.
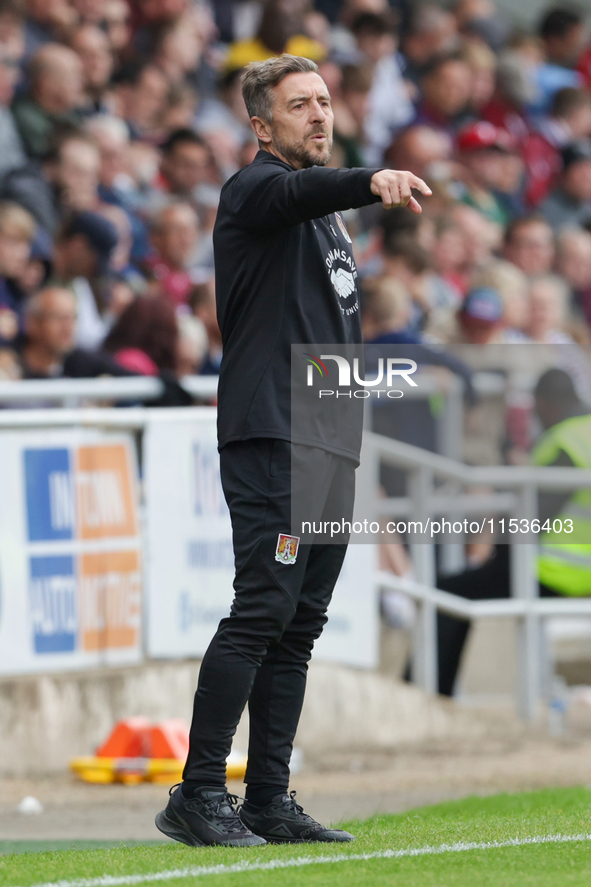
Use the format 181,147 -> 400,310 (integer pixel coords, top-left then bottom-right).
457,121 -> 516,154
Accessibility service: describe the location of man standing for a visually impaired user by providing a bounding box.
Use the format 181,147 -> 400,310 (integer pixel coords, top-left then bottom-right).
156,54 -> 430,848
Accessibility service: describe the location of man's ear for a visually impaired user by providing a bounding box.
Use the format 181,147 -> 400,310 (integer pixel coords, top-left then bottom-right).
250,116 -> 273,144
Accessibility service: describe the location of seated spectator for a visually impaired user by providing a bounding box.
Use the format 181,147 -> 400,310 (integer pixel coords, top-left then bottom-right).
0,0 -> 26,69
85,114 -> 130,198
430,217 -> 469,300
361,274 -> 474,460
102,294 -> 181,376
351,11 -> 414,165
177,313 -> 208,376
455,120 -> 522,225
0,346 -> 20,379
555,227 -> 591,326
43,130 -> 101,218
526,273 -> 573,344
0,57 -> 26,177
540,6 -> 585,70
400,3 -> 459,85
19,286 -> 132,379
158,128 -> 218,204
455,286 -> 504,345
450,202 -> 502,274
84,114 -> 150,262
224,0 -> 326,73
382,233 -> 460,338
361,276 -> 413,341
12,43 -> 84,159
70,24 -> 114,115
472,259 -> 530,342
414,53 -> 472,135
22,1 -> 76,59
480,38 -> 538,143
112,60 -> 169,141
194,68 -> 252,158
362,276 -> 474,402
460,38 -> 497,115
503,215 -> 555,276
145,202 -> 199,307
535,6 -> 585,113
541,140 -> 591,231
331,63 -> 373,169
51,210 -> 118,349
152,10 -> 206,87
0,200 -> 36,346
385,124 -> 453,181
17,227 -> 53,300
189,278 -> 222,375
154,131 -> 218,269
524,87 -> 591,207
103,0 -> 131,55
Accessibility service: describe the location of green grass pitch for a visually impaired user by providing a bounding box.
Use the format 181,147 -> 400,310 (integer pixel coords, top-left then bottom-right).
2,787 -> 591,887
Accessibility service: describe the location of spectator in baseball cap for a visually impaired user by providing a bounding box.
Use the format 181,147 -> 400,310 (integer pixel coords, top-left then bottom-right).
50,210 -> 118,350
457,286 -> 504,344
541,138 -> 591,230
456,121 -> 523,224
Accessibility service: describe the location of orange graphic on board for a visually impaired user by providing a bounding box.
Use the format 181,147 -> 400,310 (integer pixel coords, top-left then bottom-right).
79,550 -> 141,650
75,445 -> 137,539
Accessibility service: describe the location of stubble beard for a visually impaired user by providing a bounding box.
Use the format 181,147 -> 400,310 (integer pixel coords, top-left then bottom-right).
272,130 -> 333,169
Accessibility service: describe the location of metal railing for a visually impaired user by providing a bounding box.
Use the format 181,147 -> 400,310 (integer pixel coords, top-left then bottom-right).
357,431 -> 591,721
0,374 -> 218,407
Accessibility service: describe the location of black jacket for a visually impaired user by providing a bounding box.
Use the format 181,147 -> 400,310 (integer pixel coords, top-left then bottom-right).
214,150 -> 380,460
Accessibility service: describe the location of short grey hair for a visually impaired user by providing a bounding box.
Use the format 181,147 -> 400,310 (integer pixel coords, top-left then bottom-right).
241,55 -> 319,122
85,114 -> 130,146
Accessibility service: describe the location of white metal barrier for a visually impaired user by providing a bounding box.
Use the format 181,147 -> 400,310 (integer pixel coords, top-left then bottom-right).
357,431 -> 591,721
0,375 -> 218,407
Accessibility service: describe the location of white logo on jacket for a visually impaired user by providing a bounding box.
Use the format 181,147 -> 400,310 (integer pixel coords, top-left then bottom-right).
330,267 -> 355,299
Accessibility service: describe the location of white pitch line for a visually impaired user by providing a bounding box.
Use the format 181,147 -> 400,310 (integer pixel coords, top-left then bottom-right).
10,832 -> 591,887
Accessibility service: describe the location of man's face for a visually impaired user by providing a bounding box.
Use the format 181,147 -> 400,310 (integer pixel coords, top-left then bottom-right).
61,235 -> 99,279
28,291 -> 77,356
505,222 -> 555,276
73,28 -> 113,91
153,205 -> 199,267
422,61 -> 471,119
162,142 -> 211,194
55,139 -> 100,209
257,71 -> 334,170
48,53 -> 84,110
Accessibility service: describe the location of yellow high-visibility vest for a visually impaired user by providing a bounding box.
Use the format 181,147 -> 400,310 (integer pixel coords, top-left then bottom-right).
532,414 -> 591,595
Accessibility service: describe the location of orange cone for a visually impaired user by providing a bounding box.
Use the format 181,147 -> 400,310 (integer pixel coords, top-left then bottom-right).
96,717 -> 151,758
149,719 -> 190,760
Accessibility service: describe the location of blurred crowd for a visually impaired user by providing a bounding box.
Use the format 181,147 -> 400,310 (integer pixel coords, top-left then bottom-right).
0,0 -> 590,424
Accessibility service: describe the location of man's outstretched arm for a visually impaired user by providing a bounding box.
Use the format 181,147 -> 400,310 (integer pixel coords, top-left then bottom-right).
230,164 -> 432,234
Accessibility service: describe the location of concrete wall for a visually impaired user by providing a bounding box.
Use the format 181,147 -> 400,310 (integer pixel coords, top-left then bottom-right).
0,660 -> 506,777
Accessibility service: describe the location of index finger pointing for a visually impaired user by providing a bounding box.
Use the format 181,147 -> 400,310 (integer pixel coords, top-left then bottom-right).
410,175 -> 432,196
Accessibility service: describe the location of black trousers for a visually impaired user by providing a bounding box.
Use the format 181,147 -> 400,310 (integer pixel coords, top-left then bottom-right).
437,545 -> 558,696
183,438 -> 356,789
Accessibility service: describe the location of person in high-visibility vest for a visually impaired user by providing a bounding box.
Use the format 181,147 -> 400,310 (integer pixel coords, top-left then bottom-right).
533,368 -> 591,595
435,367 -> 591,695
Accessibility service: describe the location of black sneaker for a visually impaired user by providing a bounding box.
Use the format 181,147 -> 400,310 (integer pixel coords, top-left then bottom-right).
155,784 -> 267,847
239,791 -> 355,843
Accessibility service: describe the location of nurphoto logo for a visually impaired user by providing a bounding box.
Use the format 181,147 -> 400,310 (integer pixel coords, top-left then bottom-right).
303,353 -> 418,398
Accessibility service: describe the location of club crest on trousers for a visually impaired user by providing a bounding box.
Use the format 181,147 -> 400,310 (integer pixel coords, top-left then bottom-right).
275,533 -> 300,565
